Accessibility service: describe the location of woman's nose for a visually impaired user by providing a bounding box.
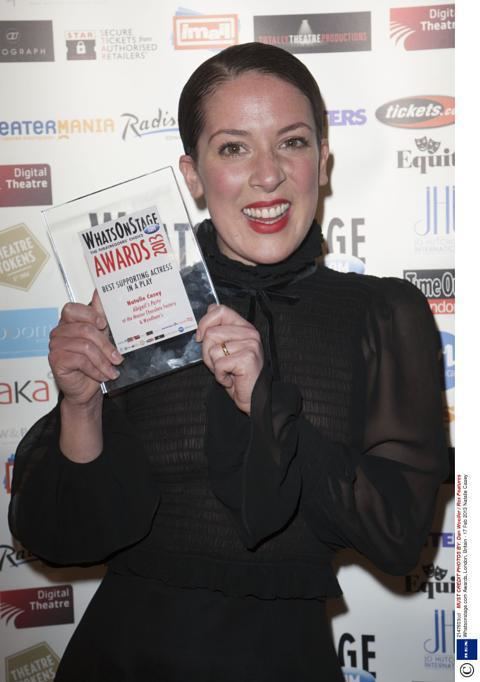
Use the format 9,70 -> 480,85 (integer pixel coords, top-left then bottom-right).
248,150 -> 286,192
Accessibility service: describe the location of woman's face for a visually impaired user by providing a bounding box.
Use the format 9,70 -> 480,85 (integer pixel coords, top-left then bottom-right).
180,72 -> 329,266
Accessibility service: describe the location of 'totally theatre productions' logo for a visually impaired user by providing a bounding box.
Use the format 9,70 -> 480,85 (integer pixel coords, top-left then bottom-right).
173,14 -> 238,49
254,12 -> 371,53
390,4 -> 454,50
376,96 -> 454,129
0,165 -> 52,207
0,21 -> 54,62
0,585 -> 74,628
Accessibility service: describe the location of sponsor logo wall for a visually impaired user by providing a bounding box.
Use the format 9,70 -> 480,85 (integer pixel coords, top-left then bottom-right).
0,1 -> 454,681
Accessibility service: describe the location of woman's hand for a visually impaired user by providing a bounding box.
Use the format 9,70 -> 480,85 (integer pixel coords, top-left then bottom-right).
196,304 -> 264,415
48,291 -> 123,409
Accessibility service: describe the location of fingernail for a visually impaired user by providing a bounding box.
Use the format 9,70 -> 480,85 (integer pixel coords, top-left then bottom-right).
96,316 -> 106,328
112,349 -> 123,362
110,368 -> 120,379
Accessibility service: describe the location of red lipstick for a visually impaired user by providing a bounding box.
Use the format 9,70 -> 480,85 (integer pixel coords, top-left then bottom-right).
242,200 -> 291,234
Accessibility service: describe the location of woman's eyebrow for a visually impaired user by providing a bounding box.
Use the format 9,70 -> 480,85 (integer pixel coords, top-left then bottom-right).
208,122 -> 314,144
208,128 -> 248,143
277,121 -> 313,135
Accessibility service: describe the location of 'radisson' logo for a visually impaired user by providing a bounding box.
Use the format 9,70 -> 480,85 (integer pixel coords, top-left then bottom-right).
173,15 -> 238,49
376,96 -> 454,128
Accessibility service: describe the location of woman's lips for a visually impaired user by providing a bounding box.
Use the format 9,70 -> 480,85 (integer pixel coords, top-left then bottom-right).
241,201 -> 291,234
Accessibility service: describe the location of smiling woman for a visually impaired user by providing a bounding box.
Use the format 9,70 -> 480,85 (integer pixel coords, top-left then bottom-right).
179,72 -> 328,265
9,42 -> 448,682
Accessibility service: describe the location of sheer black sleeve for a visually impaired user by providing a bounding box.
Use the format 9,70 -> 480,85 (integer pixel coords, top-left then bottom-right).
8,396 -> 161,565
299,279 -> 449,573
205,278 -> 449,572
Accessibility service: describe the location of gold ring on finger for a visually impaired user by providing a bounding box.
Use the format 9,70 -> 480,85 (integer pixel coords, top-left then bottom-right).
221,342 -> 230,357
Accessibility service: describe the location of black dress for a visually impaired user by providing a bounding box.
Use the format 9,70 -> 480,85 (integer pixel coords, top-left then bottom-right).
9,221 -> 448,681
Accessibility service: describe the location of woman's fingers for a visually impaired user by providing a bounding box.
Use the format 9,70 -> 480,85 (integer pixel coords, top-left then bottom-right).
49,333 -> 121,382
196,304 -> 251,341
197,304 -> 264,414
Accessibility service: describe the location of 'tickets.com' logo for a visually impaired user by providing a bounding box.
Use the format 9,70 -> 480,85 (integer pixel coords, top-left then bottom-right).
375,96 -> 455,129
0,585 -> 74,628
390,4 -> 454,51
0,165 -> 52,207
173,14 -> 238,49
254,12 -> 371,54
0,21 -> 54,62
403,268 -> 455,315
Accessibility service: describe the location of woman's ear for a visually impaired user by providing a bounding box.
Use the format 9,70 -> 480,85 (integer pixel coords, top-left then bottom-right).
318,139 -> 329,187
179,155 -> 204,199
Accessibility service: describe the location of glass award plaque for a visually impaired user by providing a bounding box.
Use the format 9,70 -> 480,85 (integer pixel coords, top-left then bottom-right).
43,166 -> 217,394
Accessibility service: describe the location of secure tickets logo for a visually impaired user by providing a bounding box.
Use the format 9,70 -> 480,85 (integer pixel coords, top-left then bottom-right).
0,20 -> 54,62
80,206 -> 197,355
65,30 -> 96,59
375,96 -> 454,129
0,164 -> 52,207
0,585 -> 74,628
390,4 -> 454,50
5,642 -> 60,682
173,13 -> 238,49
403,268 -> 454,314
254,12 -> 371,54
0,223 -> 49,291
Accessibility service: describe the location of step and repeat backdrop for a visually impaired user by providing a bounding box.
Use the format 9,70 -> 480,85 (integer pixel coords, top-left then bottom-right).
0,1 -> 454,680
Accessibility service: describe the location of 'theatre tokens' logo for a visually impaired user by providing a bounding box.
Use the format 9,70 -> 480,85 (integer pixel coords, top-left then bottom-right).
0,223 -> 49,291
390,4 -> 454,50
0,585 -> 74,628
5,642 -> 60,681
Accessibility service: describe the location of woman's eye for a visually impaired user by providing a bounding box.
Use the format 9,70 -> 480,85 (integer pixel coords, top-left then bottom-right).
218,142 -> 244,157
281,136 -> 309,149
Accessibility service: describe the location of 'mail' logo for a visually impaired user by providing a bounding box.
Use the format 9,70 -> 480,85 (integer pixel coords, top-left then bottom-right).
173,15 -> 238,49
376,96 -> 454,128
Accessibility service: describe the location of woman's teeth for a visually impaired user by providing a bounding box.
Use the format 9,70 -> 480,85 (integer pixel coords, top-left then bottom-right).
242,203 -> 290,221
